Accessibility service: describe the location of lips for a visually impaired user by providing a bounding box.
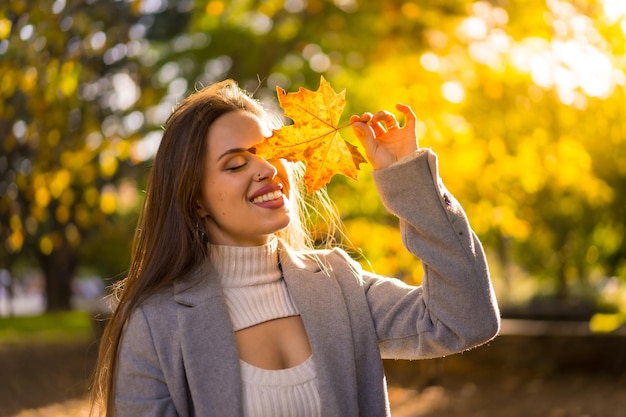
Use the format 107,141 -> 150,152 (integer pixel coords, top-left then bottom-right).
249,183 -> 284,205
251,189 -> 282,203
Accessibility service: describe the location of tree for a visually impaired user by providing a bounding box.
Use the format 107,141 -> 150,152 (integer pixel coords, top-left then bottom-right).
3,0 -> 625,315
0,0 -> 466,310
0,0 -> 148,310
346,0 -> 626,308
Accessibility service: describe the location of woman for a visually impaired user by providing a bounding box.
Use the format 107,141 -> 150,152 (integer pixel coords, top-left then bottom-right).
91,79 -> 500,417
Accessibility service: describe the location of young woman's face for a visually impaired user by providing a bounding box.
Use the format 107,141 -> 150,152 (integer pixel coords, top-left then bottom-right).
198,110 -> 292,246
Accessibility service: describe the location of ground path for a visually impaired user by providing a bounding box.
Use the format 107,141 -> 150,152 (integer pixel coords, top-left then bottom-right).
3,321 -> 626,417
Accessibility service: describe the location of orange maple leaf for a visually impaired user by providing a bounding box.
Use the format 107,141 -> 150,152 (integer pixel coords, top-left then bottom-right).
255,76 -> 367,194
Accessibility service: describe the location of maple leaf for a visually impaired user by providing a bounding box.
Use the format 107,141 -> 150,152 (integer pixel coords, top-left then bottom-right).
255,76 -> 367,194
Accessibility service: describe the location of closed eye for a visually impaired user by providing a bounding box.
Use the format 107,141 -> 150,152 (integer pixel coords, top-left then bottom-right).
226,162 -> 247,171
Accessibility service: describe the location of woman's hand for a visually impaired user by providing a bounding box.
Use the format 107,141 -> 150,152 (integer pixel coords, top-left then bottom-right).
350,103 -> 419,170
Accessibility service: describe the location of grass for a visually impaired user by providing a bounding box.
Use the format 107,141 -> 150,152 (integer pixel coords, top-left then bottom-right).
0,310 -> 95,346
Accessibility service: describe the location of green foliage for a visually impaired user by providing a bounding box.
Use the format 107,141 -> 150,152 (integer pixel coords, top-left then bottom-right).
0,310 -> 94,345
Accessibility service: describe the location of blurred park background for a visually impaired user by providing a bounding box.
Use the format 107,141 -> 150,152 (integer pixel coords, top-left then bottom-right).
1,0 -> 626,416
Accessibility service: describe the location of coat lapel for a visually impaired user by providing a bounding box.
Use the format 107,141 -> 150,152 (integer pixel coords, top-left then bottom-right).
174,263 -> 243,417
171,244 -> 362,417
279,244 -> 360,416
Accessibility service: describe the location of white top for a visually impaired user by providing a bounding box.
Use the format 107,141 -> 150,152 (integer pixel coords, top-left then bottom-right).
209,237 -> 322,417
240,356 -> 321,417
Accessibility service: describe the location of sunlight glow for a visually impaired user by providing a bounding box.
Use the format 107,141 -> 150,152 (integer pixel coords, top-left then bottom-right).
131,130 -> 162,162
441,81 -> 465,103
507,0 -> 624,106
110,72 -> 140,111
458,16 -> 488,41
462,0 -> 624,106
420,52 -> 440,72
602,0 -> 626,24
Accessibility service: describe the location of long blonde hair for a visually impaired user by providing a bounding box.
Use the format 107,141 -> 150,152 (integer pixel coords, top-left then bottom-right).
90,80 -> 341,416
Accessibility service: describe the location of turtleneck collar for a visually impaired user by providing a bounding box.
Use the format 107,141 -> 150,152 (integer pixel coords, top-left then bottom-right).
209,236 -> 281,288
207,236 -> 299,331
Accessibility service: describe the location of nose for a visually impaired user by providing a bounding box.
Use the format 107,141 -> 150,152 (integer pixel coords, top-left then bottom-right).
254,156 -> 278,181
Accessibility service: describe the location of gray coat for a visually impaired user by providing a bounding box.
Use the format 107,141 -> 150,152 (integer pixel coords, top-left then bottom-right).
115,150 -> 501,417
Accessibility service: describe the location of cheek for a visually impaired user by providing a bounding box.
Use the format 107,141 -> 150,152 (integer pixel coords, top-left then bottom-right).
202,180 -> 228,216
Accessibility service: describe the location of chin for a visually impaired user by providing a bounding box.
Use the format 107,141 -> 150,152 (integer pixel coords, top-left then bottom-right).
271,215 -> 292,233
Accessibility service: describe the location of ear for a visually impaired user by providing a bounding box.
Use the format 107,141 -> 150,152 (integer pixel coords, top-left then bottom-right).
196,201 -> 209,218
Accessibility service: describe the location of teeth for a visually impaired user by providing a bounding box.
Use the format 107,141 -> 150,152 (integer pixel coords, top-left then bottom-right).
252,190 -> 282,203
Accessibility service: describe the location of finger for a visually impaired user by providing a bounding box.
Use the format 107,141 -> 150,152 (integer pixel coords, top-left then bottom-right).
395,103 -> 417,132
372,110 -> 399,131
350,113 -> 373,124
370,120 -> 386,137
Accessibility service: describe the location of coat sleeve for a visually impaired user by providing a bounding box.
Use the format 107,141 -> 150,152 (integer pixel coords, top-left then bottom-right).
361,149 -> 500,359
115,306 -> 179,417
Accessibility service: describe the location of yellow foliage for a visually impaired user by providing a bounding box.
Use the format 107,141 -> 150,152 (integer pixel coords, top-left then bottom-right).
344,219 -> 424,285
0,17 -> 10,40
0,69 -> 16,98
60,188 -> 75,206
65,223 -> 81,247
34,186 -> 51,208
55,205 -> 70,224
20,67 -> 38,93
114,139 -> 132,160
205,0 -> 225,16
589,313 -> 625,334
48,130 -> 61,147
99,187 -> 117,214
45,59 -> 60,101
543,137 -> 614,205
84,186 -> 99,207
488,137 -> 506,159
39,235 -> 54,256
99,150 -> 118,178
401,2 -> 421,19
50,169 -> 71,199
7,215 -> 25,253
60,151 -> 74,171
551,138 -> 591,186
517,141 -> 545,194
492,205 -> 530,239
443,141 -> 487,190
74,204 -> 91,228
258,0 -> 283,17
59,75 -> 78,97
7,229 -> 24,253
9,214 -> 22,231
30,205 -> 46,222
467,200 -> 493,235
79,165 -> 96,185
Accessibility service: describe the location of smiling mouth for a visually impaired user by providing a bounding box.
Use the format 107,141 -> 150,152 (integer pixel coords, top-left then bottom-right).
251,190 -> 283,204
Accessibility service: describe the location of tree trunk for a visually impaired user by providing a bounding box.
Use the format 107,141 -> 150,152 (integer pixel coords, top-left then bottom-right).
39,243 -> 78,312
0,268 -> 15,317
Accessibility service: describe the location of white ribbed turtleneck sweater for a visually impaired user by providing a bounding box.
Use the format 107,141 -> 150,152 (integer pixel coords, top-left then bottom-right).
209,238 -> 322,417
209,237 -> 299,331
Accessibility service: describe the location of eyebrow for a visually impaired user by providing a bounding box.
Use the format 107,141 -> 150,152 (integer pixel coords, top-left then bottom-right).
217,147 -> 257,161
